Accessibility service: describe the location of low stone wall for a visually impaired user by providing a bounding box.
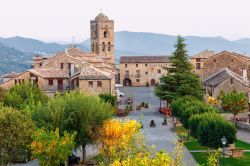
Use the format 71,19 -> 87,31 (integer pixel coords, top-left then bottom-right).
235,121 -> 250,132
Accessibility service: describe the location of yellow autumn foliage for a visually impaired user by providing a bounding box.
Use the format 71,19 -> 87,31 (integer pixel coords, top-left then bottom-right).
97,119 -> 182,166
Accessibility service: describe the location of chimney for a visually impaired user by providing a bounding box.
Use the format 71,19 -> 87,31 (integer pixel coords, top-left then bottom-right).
33,55 -> 42,69
243,68 -> 248,84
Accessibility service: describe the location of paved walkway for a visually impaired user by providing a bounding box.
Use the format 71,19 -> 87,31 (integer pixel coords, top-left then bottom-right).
119,87 -> 197,166
237,129 -> 250,144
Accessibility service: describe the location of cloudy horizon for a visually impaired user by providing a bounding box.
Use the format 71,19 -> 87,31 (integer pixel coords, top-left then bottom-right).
1,0 -> 250,42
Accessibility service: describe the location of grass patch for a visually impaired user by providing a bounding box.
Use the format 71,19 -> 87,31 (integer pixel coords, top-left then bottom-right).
236,139 -> 250,150
191,152 -> 250,166
176,125 -> 187,136
184,140 -> 209,150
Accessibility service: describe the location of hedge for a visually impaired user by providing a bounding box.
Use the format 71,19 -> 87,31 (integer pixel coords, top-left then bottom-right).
197,115 -> 236,148
189,112 -> 218,138
171,96 -> 216,128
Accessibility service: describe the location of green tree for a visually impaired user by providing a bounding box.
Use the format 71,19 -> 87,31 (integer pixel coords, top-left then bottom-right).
31,128 -> 76,166
99,93 -> 117,107
3,83 -> 48,113
197,115 -> 236,148
220,91 -> 248,117
36,91 -> 113,162
0,107 -> 35,165
0,86 -> 5,102
155,36 -> 204,103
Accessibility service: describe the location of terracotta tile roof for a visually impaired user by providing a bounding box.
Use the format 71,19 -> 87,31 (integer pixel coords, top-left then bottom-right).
2,72 -> 19,78
28,69 -> 69,78
191,50 -> 216,59
120,56 -> 170,63
79,66 -> 112,80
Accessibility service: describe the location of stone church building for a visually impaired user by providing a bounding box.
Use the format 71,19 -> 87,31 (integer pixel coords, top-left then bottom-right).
1,13 -> 117,95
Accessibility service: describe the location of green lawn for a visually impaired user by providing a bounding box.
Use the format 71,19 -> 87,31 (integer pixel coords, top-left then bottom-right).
184,140 -> 209,150
236,139 -> 250,150
191,152 -> 250,166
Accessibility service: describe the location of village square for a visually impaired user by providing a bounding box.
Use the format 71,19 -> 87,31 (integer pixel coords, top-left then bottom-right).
1,7 -> 250,166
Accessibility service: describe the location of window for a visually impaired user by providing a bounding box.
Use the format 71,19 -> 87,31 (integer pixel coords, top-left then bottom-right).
231,78 -> 234,84
136,70 -> 140,77
108,42 -> 111,51
102,42 -> 105,51
97,81 -> 102,87
136,79 -> 140,82
60,63 -> 64,69
145,63 -> 147,67
145,71 -> 148,75
125,70 -> 129,77
48,79 -> 53,86
104,31 -> 109,38
76,78 -> 79,87
157,69 -> 161,74
214,59 -> 216,63
125,64 -> 127,68
88,81 -> 93,87
68,63 -> 71,69
15,79 -> 17,84
196,58 -> 201,62
196,63 -> 201,69
92,43 -> 95,52
136,64 -> 138,67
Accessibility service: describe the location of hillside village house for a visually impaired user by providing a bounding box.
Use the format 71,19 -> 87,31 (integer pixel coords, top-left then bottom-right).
119,56 -> 170,86
190,50 -> 250,100
0,13 -> 117,95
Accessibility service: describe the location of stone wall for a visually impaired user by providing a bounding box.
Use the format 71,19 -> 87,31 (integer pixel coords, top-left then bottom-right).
203,52 -> 248,80
79,79 -> 112,95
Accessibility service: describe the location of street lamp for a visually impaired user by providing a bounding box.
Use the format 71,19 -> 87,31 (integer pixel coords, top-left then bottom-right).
221,136 -> 227,166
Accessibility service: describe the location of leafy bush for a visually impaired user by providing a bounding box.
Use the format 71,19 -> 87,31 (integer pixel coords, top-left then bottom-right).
31,128 -> 76,166
197,115 -> 236,148
220,91 -> 248,117
3,83 -> 48,112
0,107 -> 35,165
99,93 -> 117,107
189,112 -> 218,138
171,96 -> 216,128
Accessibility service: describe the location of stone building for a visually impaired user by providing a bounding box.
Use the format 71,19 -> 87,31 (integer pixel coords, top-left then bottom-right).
119,56 -> 170,86
90,13 -> 114,64
0,13 -> 116,95
203,68 -> 249,99
201,51 -> 250,80
190,50 -> 215,79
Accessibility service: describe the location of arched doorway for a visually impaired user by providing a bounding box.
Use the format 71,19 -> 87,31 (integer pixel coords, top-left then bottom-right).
151,79 -> 156,86
123,78 -> 132,86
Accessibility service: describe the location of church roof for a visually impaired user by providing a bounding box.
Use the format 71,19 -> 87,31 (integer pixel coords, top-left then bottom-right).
95,13 -> 109,21
120,56 -> 170,63
79,66 -> 112,80
28,69 -> 69,78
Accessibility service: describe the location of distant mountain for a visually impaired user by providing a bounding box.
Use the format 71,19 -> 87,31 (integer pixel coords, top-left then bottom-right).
0,43 -> 31,78
81,31 -> 250,60
2,31 -> 250,77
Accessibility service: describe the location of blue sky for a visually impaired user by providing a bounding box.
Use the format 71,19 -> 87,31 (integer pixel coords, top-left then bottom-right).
0,0 -> 250,42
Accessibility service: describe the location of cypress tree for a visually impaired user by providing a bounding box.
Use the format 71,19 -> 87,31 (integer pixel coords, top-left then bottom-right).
155,36 -> 204,103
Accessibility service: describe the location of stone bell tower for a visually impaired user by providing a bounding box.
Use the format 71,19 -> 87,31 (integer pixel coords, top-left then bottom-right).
90,13 -> 114,64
